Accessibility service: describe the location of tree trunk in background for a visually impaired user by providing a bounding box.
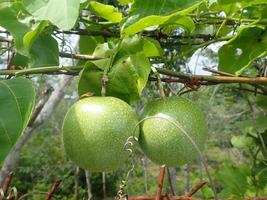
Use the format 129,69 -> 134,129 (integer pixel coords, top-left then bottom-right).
0,75 -> 73,186
141,157 -> 148,194
167,167 -> 178,195
85,170 -> 92,200
183,164 -> 190,193
102,172 -> 106,199
74,166 -> 80,200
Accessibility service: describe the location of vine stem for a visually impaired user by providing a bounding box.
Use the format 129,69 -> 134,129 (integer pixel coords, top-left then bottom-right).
151,66 -> 165,98
1,66 -> 267,86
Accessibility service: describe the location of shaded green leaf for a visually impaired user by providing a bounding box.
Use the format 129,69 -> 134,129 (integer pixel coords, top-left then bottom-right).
79,52 -> 151,103
0,78 -> 35,162
216,164 -> 249,199
121,0 -> 198,35
29,33 -> 59,67
78,63 -> 103,97
117,0 -> 133,6
231,135 -> 254,149
22,0 -> 80,30
0,7 -> 29,55
88,1 -> 122,23
218,26 -> 267,75
23,20 -> 49,50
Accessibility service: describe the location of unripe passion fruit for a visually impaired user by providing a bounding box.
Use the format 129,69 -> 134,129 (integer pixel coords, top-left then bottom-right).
62,97 -> 138,172
139,96 -> 208,166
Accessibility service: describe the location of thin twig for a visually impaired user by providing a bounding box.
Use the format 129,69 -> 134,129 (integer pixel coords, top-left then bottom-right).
185,180 -> 208,197
45,180 -> 61,200
202,67 -> 235,77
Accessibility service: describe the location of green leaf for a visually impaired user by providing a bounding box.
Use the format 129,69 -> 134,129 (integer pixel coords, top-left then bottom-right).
79,52 -> 151,103
29,33 -> 59,67
23,20 -> 49,50
130,0 -> 198,17
218,26 -> 267,75
79,36 -> 104,55
88,1 -> 122,23
216,164 -> 249,199
237,113 -> 267,135
79,36 -> 104,66
0,78 -> 35,162
107,52 -> 151,102
142,37 -> 163,57
22,0 -> 80,30
78,62 -> 103,97
231,135 -> 254,149
0,7 -> 29,55
256,94 -> 267,110
117,0 -> 133,6
121,0 -> 198,35
116,35 -> 163,59
9,53 -> 29,67
78,36 -> 158,103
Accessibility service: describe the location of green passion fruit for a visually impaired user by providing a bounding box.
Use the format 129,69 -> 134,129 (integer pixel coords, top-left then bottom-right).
62,97 -> 138,172
139,96 -> 208,167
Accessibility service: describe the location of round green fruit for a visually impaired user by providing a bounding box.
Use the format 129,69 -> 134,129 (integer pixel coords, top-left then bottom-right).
139,96 -> 208,167
62,97 -> 138,172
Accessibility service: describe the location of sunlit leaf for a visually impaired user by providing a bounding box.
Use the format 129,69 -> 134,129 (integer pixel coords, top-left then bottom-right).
121,0 -> 198,35
22,0 -> 80,30
0,78 -> 35,162
89,1 -> 122,23
0,7 -> 29,55
23,20 -> 49,50
117,0 -> 134,6
218,26 -> 267,74
29,33 -> 59,67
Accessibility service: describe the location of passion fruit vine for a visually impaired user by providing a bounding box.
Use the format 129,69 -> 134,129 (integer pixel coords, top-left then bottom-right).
62,97 -> 138,172
139,96 -> 208,167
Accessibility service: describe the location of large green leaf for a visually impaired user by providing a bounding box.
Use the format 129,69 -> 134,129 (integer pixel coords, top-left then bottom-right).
121,0 -> 198,35
130,0 -> 198,17
23,20 -> 49,50
218,26 -> 267,75
0,78 -> 35,162
78,53 -> 151,103
88,1 -> 122,23
28,32 -> 59,67
22,0 -> 80,30
216,164 -> 249,199
78,36 -> 154,103
116,35 -> 163,60
0,7 -> 29,55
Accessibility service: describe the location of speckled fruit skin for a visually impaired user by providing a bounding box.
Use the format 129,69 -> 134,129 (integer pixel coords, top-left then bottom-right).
62,97 -> 138,172
139,96 -> 208,167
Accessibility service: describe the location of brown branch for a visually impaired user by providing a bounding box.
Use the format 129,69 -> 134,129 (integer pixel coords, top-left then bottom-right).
128,196 -> 192,200
156,68 -> 267,85
156,165 -> 166,200
0,172 -> 14,200
202,67 -> 235,77
45,180 -> 61,200
185,180 -> 208,197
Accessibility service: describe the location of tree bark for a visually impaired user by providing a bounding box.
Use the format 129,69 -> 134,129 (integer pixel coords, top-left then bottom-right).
102,172 -> 106,199
167,167 -> 178,195
74,166 -> 80,200
85,170 -> 92,200
0,75 -> 73,186
183,165 -> 190,194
